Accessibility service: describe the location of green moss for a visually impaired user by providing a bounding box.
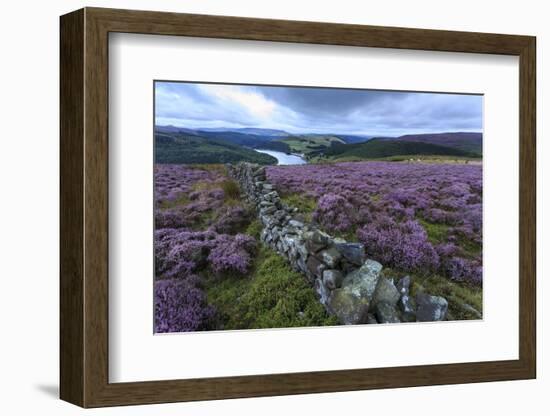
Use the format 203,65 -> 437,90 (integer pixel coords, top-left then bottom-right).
244,220 -> 263,239
455,234 -> 482,258
280,193 -> 317,222
206,246 -> 339,330
417,218 -> 450,244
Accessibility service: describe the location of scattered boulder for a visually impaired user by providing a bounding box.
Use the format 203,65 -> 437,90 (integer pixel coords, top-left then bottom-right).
416,293 -> 448,322
374,301 -> 401,324
322,269 -> 344,290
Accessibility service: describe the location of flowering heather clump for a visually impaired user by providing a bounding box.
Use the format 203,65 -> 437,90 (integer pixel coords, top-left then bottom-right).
208,234 -> 257,274
154,164 -> 260,332
313,193 -> 354,232
155,228 -> 256,279
154,277 -> 215,333
357,219 -> 440,274
268,161 -> 482,284
213,205 -> 253,234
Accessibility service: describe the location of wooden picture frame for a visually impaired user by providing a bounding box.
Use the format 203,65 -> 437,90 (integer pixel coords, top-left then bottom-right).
60,7 -> 536,408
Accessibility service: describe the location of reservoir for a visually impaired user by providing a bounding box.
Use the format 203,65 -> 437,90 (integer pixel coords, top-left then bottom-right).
254,149 -> 307,165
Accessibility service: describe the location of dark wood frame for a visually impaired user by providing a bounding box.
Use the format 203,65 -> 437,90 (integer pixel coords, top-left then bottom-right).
60,7 -> 536,408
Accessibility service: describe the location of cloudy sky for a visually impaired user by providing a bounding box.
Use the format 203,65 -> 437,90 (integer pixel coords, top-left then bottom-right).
155,81 -> 483,137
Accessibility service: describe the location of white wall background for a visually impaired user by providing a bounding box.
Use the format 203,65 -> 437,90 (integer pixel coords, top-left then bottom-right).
0,0 -> 546,414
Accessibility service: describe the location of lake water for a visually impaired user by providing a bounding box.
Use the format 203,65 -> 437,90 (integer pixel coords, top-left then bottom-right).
255,149 -> 307,165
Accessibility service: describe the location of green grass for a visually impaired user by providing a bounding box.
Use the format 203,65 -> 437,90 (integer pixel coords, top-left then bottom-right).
280,193 -> 317,222
159,194 -> 190,209
455,234 -> 482,258
206,246 -> 339,330
220,179 -> 241,200
382,268 -> 482,321
417,218 -> 450,245
244,219 -> 263,239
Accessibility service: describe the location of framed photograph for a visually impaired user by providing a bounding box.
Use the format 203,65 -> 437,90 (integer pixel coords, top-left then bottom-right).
60,7 -> 536,407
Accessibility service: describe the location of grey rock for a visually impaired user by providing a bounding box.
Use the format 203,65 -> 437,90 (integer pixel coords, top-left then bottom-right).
296,256 -> 308,274
261,205 -> 276,215
328,260 -> 383,325
264,191 -> 279,200
262,184 -> 274,191
306,256 -> 326,278
396,275 -> 411,296
294,241 -> 308,259
253,167 -> 266,176
281,235 -> 297,253
341,259 -> 383,301
416,293 -> 448,322
335,242 -> 366,266
372,278 -> 400,309
305,230 -> 331,253
274,210 -> 286,221
329,287 -> 370,325
288,219 -> 304,228
322,269 -> 344,290
314,278 -> 331,305
317,247 -> 342,268
461,303 -> 482,319
398,294 -> 416,322
366,313 -> 378,324
375,302 -> 401,324
281,226 -> 297,236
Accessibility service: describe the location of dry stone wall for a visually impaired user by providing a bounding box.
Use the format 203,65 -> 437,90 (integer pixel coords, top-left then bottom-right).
228,163 -> 449,325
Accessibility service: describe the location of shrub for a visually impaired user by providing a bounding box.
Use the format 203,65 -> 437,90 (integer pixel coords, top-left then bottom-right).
154,277 -> 215,333
312,193 -> 354,232
220,179 -> 241,200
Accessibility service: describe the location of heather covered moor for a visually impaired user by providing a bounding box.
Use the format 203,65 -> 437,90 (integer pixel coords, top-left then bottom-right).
153,81 -> 483,332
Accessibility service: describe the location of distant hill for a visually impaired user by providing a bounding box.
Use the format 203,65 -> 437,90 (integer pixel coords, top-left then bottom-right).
279,135 -> 346,155
379,132 -> 482,154
198,127 -> 290,137
155,132 -> 277,165
335,134 -> 375,144
313,138 -> 480,161
195,131 -> 270,147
